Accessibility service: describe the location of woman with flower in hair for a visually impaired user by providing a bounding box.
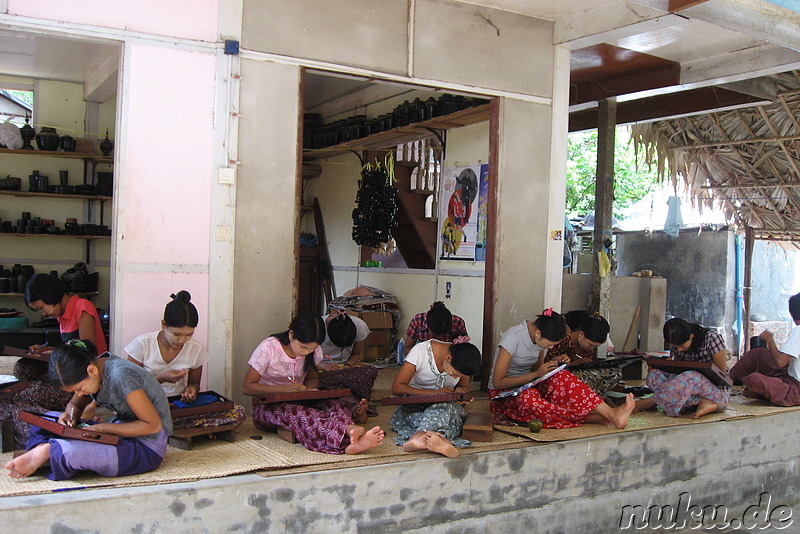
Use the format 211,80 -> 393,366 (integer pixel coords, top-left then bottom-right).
489,308 -> 635,429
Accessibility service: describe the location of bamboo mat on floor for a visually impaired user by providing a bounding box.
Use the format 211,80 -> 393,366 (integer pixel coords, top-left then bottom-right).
494,389 -> 800,442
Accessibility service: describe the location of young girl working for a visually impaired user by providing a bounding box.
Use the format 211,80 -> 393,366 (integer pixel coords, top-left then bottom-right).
5,339 -> 172,480
317,311 -> 379,401
637,318 -> 729,418
17,274 -> 107,412
545,310 -> 621,396
390,339 -> 481,458
489,309 -> 635,429
126,290 -> 245,429
243,312 -> 384,455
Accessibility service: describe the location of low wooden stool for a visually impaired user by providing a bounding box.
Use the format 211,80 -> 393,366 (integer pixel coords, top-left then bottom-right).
168,423 -> 239,451
461,412 -> 493,442
1,419 -> 13,452
258,423 -> 297,443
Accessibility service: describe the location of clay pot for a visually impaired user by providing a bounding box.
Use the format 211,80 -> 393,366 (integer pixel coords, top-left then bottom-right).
35,127 -> 60,151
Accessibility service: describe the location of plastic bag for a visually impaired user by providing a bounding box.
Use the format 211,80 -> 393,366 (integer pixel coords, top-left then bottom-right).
0,119 -> 23,149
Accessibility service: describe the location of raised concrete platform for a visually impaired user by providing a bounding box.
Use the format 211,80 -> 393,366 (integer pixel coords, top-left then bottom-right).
2,411 -> 799,533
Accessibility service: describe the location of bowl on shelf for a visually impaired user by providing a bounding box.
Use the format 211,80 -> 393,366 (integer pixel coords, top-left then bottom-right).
35,127 -> 61,151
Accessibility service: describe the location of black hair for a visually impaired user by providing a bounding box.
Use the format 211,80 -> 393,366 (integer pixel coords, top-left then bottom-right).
449,342 -> 482,376
271,312 -> 325,373
534,309 -> 566,343
48,339 -> 100,387
789,293 -> 800,321
164,290 -> 199,328
564,310 -> 588,331
663,318 -> 708,351
427,301 -> 453,335
327,313 -> 357,348
580,314 -> 610,344
25,273 -> 67,307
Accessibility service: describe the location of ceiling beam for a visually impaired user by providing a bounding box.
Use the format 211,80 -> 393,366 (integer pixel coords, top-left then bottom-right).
668,0 -> 708,12
568,85 -> 767,132
570,62 -> 680,105
556,4 -> 678,49
83,51 -> 118,103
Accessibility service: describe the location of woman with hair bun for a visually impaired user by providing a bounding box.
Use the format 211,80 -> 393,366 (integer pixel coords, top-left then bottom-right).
125,291 -> 245,429
545,310 -> 621,396
317,311 -> 379,401
489,309 -> 635,429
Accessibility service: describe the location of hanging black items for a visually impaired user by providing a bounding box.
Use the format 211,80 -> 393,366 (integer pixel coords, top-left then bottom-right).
351,157 -> 398,248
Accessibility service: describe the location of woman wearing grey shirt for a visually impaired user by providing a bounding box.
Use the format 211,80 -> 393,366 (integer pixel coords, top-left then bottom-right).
5,339 -> 172,481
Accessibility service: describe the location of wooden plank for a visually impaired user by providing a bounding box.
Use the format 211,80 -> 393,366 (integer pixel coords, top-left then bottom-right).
168,423 -> 239,451
380,392 -> 473,405
669,0 -> 709,12
461,412 -> 493,442
645,358 -> 733,387
622,306 -> 642,352
168,390 -> 234,419
20,411 -> 120,445
0,380 -> 29,402
481,97 -> 500,390
251,388 -> 351,406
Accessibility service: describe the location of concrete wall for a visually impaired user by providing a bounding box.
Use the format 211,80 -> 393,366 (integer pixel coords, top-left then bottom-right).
751,240 -> 798,321
3,412 -> 798,532
562,274 -> 667,352
616,229 -> 738,352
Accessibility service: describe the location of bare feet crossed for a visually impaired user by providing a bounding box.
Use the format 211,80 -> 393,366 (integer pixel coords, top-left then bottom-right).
352,398 -> 369,424
692,398 -> 719,419
423,431 -> 459,458
344,425 -> 385,454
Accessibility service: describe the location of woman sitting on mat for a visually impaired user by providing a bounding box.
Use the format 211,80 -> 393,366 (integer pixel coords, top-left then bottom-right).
6,339 -> 172,480
125,290 -> 245,430
545,310 -> 621,396
390,339 -> 481,458
316,311 -> 379,402
637,318 -> 729,418
489,309 -> 635,430
243,312 -> 384,455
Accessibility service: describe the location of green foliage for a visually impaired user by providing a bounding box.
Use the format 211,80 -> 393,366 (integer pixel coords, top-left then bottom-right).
566,127 -> 661,220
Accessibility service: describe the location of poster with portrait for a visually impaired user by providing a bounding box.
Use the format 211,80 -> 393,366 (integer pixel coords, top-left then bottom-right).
439,163 -> 488,261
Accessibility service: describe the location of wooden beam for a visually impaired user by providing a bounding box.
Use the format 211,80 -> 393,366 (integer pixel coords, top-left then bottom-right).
590,99 -> 616,318
570,63 -> 680,106
480,97 -> 500,390
569,86 -> 766,132
669,0 -> 709,12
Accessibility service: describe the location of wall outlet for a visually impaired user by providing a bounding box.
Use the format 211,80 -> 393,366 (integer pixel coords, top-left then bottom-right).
218,168 -> 235,185
215,225 -> 231,241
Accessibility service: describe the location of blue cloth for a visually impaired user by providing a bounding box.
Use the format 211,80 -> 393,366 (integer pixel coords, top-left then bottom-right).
664,195 -> 683,237
172,394 -> 218,408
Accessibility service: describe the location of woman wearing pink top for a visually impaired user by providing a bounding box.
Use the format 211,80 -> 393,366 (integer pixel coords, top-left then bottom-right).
242,312 -> 384,455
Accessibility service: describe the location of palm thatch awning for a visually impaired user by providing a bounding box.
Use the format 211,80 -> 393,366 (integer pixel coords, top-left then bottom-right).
631,70 -> 800,242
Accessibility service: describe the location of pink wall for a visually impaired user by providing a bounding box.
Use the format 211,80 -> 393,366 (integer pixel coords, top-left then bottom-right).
117,43 -> 217,355
9,0 -> 219,42
123,44 -> 215,266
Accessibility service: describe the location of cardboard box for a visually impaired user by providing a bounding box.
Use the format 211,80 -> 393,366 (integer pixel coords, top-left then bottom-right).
362,329 -> 392,362
347,310 -> 393,330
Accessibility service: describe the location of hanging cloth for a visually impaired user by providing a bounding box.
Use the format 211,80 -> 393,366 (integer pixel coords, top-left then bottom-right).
664,195 -> 683,237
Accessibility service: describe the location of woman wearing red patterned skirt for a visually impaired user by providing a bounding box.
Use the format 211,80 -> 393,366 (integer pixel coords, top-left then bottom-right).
489,309 -> 635,429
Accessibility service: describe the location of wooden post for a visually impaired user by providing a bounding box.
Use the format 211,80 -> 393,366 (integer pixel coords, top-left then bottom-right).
590,98 -> 617,319
743,226 -> 755,352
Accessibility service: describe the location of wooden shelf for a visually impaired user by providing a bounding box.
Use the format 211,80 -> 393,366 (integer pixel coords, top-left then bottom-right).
0,147 -> 97,160
302,103 -> 490,161
0,233 -> 110,240
0,189 -> 111,201
0,292 -> 97,298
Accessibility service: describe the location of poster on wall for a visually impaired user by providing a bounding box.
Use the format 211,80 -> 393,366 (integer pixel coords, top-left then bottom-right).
439,163 -> 489,261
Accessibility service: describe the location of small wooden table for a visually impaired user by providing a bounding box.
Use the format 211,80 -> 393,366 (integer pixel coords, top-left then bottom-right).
168,423 -> 239,451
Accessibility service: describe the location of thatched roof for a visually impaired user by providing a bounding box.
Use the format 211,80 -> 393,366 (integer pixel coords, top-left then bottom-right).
631,70 -> 800,242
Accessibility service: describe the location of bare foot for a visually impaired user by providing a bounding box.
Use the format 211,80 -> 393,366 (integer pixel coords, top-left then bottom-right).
5,443 -> 50,479
632,397 -> 657,414
692,398 -> 719,419
423,431 -> 459,458
402,431 -> 428,453
351,398 -> 369,424
593,393 -> 635,429
344,425 -> 384,454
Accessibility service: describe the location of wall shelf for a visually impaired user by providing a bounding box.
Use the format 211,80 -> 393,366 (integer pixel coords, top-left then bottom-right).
0,233 -> 110,240
302,103 -> 490,160
0,189 -> 111,201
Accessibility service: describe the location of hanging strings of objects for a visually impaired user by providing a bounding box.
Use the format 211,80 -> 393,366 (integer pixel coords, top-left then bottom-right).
351,154 -> 398,249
